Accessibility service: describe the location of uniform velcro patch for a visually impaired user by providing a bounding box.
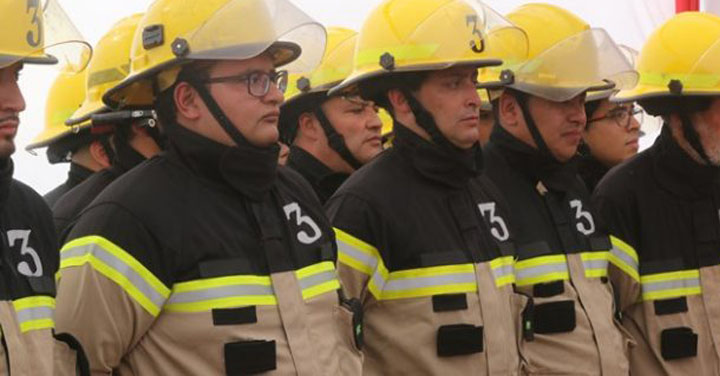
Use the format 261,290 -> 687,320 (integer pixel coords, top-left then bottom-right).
212,306 -> 257,325
661,327 -> 698,360
432,294 -> 468,312
654,297 -> 688,316
436,324 -> 483,357
533,280 -> 564,298
533,300 -> 576,334
224,340 -> 276,374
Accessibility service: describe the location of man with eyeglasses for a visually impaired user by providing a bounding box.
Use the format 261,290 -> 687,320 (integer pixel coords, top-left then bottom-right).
53,1 -> 362,374
579,99 -> 643,192
280,27 -> 383,204
593,13 -> 720,374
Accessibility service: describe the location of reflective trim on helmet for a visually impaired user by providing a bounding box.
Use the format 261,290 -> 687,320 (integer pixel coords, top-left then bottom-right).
59,236 -> 171,316
515,254 -> 569,287
607,235 -> 639,282
13,296 -> 55,333
641,270 -> 701,301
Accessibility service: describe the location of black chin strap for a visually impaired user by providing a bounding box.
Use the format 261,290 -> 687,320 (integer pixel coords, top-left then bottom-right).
185,78 -> 253,148
512,90 -> 555,160
401,89 -> 461,152
680,110 -> 712,165
312,107 -> 363,170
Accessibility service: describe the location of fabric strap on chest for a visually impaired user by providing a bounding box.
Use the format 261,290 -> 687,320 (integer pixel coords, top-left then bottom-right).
249,195 -> 319,376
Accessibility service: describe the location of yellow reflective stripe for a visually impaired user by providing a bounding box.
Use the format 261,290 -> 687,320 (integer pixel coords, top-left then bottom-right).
515,255 -> 569,286
13,296 -> 55,333
166,262 -> 339,312
640,71 -> 720,89
166,275 -> 275,313
581,251 -> 609,278
335,228 -> 381,276
60,236 -> 171,317
371,264 -> 477,300
296,261 -> 340,300
641,270 -> 701,301
608,236 -> 640,282
490,256 -> 515,287
355,44 -> 440,67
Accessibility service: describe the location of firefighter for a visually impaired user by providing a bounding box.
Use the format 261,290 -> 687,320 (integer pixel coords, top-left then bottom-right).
593,12 -> 720,375
26,68 -> 110,207
0,0 -> 91,374
579,46 -> 643,192
325,0 -> 529,374
280,27 -> 383,203
53,0 -> 362,374
52,14 -> 163,238
482,4 -> 638,374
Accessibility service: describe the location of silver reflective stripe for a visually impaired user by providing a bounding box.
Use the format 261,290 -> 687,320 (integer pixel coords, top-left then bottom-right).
298,270 -> 336,290
61,244 -> 167,309
516,262 -> 568,281
166,284 -> 275,304
611,244 -> 638,272
383,272 -> 476,292
493,264 -> 514,278
642,278 -> 701,293
583,259 -> 608,271
15,306 -> 53,323
337,238 -> 378,269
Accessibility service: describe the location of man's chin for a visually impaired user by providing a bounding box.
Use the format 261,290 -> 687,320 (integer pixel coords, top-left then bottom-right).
0,140 -> 16,160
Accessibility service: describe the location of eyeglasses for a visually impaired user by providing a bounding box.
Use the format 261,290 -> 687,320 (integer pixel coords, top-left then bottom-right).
588,106 -> 644,130
202,70 -> 288,97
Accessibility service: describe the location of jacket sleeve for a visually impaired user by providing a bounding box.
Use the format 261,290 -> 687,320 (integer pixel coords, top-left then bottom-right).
592,190 -> 641,313
326,192 -> 387,304
54,202 -> 173,375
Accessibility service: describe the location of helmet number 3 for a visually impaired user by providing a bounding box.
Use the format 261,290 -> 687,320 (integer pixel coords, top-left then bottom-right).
478,202 -> 510,242
26,0 -> 42,48
283,202 -> 322,245
569,199 -> 596,236
466,15 -> 485,53
7,230 -> 43,277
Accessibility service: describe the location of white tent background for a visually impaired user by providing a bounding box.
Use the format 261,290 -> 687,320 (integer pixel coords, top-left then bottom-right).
14,0 -> 699,194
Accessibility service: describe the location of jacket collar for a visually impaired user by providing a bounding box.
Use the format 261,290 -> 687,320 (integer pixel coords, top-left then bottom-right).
286,146 -> 348,203
165,121 -> 279,201
652,125 -> 720,199
393,121 -> 480,189
0,159 -> 12,207
488,124 -> 580,193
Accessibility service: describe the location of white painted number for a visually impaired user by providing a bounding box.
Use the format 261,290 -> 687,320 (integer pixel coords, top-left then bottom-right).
7,230 -> 42,277
478,202 -> 510,242
569,199 -> 595,236
283,202 -> 322,245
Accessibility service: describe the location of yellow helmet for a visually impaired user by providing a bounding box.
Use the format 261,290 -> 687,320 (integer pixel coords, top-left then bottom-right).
26,68 -> 88,151
331,0 -> 529,94
284,27 -> 357,106
66,14 -> 144,126
0,0 -> 91,72
614,12 -> 720,102
103,0 -> 326,109
503,3 -> 637,102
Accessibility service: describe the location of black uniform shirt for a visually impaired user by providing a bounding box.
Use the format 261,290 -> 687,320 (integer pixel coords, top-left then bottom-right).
286,145 -> 349,205
43,162 -> 93,208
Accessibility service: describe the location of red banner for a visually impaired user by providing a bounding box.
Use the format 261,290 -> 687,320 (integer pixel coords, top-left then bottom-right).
676,0 -> 699,12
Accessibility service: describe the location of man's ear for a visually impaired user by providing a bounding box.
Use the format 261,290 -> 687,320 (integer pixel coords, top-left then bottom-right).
297,112 -> 320,141
89,139 -> 111,169
174,82 -> 203,121
387,89 -> 410,116
498,91 -> 521,128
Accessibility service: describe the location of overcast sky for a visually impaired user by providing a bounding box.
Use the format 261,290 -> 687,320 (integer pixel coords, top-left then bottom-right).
14,0 -> 675,194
